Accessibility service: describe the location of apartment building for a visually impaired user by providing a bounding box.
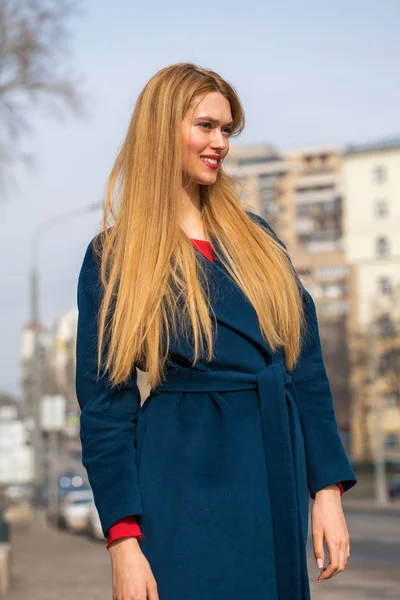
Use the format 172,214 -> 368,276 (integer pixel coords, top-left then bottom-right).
51,308 -> 79,420
343,139 -> 400,461
20,310 -> 79,438
224,143 -> 295,232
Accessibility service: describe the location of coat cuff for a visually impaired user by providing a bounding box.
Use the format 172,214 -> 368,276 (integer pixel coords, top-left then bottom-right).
106,515 -> 144,548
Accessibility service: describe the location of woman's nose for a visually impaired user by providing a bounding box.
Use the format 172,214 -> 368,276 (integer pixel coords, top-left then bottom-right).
210,129 -> 228,149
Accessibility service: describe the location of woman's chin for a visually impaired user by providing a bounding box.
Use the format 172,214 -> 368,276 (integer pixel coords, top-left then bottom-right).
182,169 -> 218,189
196,171 -> 218,185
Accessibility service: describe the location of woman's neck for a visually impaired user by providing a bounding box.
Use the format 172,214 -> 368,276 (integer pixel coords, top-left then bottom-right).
181,186 -> 207,240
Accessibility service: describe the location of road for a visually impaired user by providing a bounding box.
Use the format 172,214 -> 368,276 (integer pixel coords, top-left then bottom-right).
4,506 -> 400,600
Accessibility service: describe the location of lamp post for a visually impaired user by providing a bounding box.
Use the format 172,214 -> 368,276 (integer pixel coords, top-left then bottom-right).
369,295 -> 389,506
29,202 -> 102,526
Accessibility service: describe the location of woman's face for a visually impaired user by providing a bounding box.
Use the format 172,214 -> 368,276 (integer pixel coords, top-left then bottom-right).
181,91 -> 233,187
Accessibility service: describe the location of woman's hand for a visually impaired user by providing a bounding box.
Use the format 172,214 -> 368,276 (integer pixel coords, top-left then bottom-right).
108,537 -> 159,600
311,484 -> 350,583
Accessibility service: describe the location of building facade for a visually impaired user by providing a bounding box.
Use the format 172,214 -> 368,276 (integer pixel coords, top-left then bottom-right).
20,310 -> 79,438
20,322 -> 55,422
51,308 -> 79,417
343,139 -> 400,461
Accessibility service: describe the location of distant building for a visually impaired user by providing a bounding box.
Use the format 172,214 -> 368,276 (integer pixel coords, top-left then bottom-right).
224,143 -> 294,231
20,322 -> 55,421
51,308 -> 79,419
0,394 -> 34,486
343,138 -> 400,461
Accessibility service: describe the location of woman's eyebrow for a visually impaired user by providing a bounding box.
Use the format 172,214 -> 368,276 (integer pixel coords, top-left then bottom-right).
194,116 -> 233,126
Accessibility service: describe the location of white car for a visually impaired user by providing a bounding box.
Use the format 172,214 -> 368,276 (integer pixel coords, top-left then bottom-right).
59,490 -> 94,533
86,501 -> 104,541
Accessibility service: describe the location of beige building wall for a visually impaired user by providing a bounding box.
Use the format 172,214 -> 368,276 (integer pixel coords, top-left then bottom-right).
343,140 -> 400,461
51,308 -> 79,417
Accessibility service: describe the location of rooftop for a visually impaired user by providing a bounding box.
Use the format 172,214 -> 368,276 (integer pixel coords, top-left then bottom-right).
344,137 -> 400,156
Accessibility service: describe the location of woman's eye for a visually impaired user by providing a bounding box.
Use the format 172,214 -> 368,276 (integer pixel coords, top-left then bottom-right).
199,123 -> 232,136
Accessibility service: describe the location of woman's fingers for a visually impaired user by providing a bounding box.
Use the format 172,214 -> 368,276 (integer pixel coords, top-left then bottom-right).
147,578 -> 159,600
318,538 -> 339,582
312,527 -> 325,569
318,535 -> 349,582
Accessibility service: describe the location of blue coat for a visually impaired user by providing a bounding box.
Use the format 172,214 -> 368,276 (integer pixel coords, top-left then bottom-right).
76,211 -> 357,600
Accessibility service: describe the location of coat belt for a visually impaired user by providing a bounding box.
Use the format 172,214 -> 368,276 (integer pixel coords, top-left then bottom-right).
153,361 -> 309,599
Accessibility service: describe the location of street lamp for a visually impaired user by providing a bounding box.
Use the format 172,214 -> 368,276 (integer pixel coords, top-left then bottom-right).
29,202 -> 103,526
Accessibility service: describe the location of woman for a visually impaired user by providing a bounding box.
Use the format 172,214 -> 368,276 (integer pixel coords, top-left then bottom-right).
76,62 -> 357,600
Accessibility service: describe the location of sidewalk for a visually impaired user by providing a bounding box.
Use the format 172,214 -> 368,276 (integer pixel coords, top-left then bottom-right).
342,497 -> 400,513
5,522 -> 111,600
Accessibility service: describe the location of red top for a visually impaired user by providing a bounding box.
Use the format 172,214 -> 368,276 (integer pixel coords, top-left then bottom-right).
106,238 -> 344,548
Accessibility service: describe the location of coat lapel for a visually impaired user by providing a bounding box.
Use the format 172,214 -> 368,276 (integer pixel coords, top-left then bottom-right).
193,240 -> 272,360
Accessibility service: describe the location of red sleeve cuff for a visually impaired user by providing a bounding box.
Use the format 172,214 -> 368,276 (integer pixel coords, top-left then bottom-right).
106,516 -> 144,548
336,482 -> 344,496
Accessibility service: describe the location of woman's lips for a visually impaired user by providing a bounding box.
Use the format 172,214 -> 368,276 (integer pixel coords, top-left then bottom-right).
200,157 -> 220,170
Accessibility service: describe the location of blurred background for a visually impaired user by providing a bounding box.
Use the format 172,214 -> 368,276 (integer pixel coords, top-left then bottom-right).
0,1 -> 399,598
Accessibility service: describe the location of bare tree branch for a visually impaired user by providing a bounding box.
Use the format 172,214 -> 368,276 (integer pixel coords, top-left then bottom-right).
0,0 -> 86,194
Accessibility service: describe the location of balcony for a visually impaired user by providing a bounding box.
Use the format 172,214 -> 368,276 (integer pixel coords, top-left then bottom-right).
295,189 -> 338,205
296,171 -> 340,190
302,239 -> 344,254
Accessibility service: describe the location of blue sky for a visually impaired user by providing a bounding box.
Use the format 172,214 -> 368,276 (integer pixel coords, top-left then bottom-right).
1,0 -> 399,395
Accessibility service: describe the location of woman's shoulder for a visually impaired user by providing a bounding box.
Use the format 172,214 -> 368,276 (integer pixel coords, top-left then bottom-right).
245,211 -> 287,250
81,227 -> 112,268
78,230 -> 109,293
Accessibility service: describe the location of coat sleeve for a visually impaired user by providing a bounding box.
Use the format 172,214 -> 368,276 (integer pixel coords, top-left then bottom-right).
289,284 -> 357,498
246,211 -> 357,499
75,239 -> 144,538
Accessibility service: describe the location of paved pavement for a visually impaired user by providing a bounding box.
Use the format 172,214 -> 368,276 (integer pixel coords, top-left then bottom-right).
4,515 -> 400,600
5,523 -> 111,600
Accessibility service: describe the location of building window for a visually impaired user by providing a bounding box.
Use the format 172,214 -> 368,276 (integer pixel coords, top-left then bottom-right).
384,395 -> 397,410
376,236 -> 390,257
379,351 -> 393,373
319,300 -> 348,315
384,433 -> 399,451
296,203 -> 310,216
378,277 -> 391,295
377,313 -> 394,336
373,166 -> 387,184
315,265 -> 348,279
375,199 -> 388,217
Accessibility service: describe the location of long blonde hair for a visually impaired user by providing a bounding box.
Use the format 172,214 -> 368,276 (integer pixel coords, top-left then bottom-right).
94,62 -> 305,389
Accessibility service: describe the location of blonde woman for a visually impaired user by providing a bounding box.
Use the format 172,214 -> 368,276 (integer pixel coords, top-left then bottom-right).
76,62 -> 357,600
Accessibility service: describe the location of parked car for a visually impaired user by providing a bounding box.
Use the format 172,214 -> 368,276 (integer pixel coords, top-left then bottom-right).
388,475 -> 400,499
59,490 -> 93,533
58,470 -> 89,499
86,501 -> 104,541
41,469 -> 90,506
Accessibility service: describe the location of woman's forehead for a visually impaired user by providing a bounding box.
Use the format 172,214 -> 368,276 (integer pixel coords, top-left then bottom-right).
189,92 -> 232,120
